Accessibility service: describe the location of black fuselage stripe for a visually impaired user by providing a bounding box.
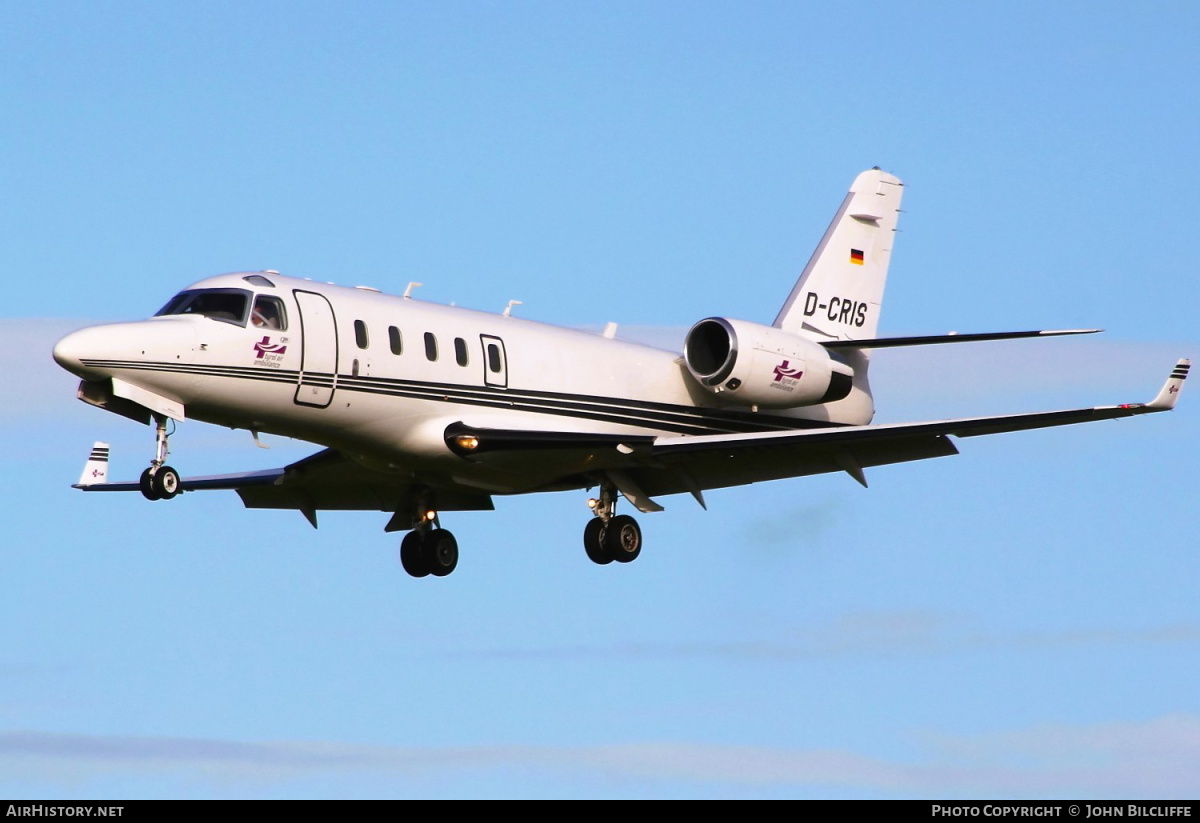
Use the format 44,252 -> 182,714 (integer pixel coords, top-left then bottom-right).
333,376 -> 814,433
82,357 -> 782,425
80,359 -> 836,435
336,380 -> 723,435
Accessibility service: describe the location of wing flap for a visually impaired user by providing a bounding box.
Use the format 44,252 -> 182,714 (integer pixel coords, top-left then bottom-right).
628,432 -> 960,496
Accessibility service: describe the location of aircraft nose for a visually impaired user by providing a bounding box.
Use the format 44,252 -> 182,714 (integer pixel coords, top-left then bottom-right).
53,320 -> 197,381
53,326 -> 108,379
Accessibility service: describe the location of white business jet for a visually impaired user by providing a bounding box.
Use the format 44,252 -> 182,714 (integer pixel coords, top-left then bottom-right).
53,168 -> 1188,578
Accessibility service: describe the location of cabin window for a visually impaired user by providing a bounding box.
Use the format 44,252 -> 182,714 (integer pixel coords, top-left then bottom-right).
487,343 -> 502,373
388,326 -> 402,355
424,332 -> 438,361
155,288 -> 250,326
250,296 -> 287,330
354,320 -> 369,349
454,337 -> 469,367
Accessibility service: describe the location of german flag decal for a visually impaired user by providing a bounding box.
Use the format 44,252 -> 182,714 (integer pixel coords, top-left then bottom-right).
850,249 -> 864,265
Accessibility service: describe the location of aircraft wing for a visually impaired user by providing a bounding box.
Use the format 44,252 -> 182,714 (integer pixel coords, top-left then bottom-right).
448,359 -> 1188,505
632,358 -> 1189,494
74,446 -> 494,527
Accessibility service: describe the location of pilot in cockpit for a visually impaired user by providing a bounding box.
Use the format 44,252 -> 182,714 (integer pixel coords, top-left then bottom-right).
251,296 -> 283,330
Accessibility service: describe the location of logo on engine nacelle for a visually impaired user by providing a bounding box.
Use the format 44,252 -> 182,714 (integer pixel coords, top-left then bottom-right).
771,360 -> 803,392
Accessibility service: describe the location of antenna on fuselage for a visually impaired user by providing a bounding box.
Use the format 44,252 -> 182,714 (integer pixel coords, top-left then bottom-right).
503,300 -> 523,317
403,282 -> 423,299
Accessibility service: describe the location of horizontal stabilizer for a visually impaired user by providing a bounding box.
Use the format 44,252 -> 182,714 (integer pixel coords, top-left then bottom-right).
821,328 -> 1100,350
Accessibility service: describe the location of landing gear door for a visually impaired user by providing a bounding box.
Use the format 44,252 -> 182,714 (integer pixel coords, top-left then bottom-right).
480,335 -> 508,389
294,290 -> 338,408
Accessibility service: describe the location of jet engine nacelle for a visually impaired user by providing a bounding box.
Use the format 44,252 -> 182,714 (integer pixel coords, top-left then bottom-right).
683,317 -> 854,408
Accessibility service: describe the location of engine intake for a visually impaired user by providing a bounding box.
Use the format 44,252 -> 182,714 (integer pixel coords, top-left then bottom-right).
683,317 -> 853,408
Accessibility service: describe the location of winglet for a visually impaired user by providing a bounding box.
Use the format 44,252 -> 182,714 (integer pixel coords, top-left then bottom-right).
1146,359 -> 1190,410
77,442 -> 110,486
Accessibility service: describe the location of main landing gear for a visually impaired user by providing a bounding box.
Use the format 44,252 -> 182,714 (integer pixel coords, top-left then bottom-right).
397,484 -> 643,579
582,482 -> 642,566
399,506 -> 459,578
139,415 -> 181,501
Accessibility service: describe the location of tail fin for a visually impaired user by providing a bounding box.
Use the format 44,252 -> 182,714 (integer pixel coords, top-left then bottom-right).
773,168 -> 903,341
77,442 -> 110,486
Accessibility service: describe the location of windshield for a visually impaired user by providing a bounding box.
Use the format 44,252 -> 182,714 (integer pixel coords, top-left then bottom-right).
155,289 -> 251,326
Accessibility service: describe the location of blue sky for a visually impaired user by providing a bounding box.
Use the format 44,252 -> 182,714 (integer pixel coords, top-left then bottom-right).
2,1 -> 1197,799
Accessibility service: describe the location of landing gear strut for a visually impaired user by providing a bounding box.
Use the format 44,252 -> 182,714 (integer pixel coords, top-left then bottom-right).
139,415 -> 181,501
399,504 -> 459,578
582,481 -> 642,565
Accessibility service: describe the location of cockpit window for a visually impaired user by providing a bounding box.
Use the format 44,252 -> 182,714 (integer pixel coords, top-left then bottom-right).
251,296 -> 287,330
155,289 -> 251,325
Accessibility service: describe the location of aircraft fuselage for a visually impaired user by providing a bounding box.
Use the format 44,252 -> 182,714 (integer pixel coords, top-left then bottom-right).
53,271 -> 872,496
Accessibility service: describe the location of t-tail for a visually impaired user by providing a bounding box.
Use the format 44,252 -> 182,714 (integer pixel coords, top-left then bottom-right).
774,167 -> 903,342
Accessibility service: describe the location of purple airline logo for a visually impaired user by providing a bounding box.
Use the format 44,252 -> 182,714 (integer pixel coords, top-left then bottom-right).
254,336 -> 287,359
773,360 -> 804,382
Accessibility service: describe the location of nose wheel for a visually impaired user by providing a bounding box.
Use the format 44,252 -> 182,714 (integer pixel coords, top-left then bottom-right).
139,415 -> 181,501
582,482 -> 643,565
139,465 -> 181,500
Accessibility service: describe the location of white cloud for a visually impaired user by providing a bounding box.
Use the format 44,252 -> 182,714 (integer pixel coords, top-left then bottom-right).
2,716 -> 1198,797
921,715 -> 1200,796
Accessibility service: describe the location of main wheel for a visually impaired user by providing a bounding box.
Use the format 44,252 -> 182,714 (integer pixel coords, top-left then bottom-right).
152,465 -> 181,499
425,529 -> 459,577
605,514 -> 642,563
400,531 -> 429,578
583,517 -> 613,565
139,468 -> 162,501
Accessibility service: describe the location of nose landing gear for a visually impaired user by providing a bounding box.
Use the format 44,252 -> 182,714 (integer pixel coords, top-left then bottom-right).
582,482 -> 642,565
139,415 -> 181,501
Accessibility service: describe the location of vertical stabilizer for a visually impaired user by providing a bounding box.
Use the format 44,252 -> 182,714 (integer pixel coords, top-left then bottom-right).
78,442 -> 110,486
773,168 -> 903,341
